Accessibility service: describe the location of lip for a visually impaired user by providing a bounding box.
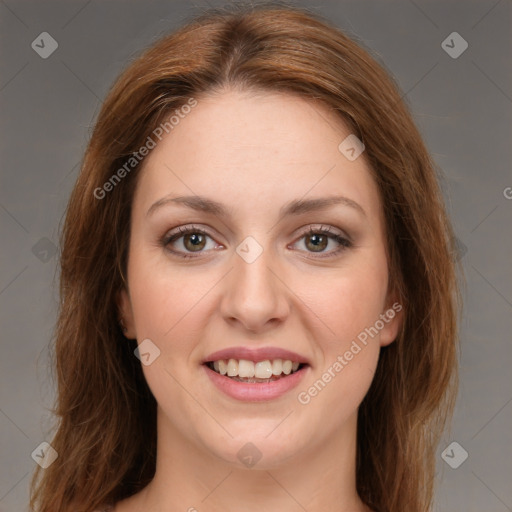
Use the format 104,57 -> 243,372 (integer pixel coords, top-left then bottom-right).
202,346 -> 310,365
203,363 -> 310,402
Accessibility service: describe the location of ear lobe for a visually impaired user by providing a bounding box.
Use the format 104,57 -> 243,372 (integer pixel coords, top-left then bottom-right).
379,300 -> 404,347
117,288 -> 136,339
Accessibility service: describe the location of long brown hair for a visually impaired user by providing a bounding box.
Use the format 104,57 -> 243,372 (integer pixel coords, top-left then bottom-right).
30,2 -> 461,511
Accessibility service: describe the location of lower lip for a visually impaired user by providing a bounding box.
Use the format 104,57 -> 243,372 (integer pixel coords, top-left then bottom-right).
203,364 -> 309,402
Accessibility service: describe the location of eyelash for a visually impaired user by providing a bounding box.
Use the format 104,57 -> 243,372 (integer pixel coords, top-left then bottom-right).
161,224 -> 352,260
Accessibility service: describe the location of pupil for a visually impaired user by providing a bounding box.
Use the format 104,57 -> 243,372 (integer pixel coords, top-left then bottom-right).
186,233 -> 205,251
308,234 -> 326,252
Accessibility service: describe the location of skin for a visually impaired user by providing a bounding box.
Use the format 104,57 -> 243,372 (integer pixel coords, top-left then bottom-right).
116,88 -> 402,512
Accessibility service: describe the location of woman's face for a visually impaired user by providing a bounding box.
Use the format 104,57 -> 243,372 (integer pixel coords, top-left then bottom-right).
119,89 -> 402,469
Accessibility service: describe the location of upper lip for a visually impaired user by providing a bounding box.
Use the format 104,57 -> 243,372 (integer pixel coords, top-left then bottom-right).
203,346 -> 310,365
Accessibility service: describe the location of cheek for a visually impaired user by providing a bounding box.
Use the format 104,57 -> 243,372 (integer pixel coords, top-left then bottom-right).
126,253 -> 221,431
308,261 -> 389,346
127,248 -> 221,363
320,281 -> 383,372
296,255 -> 387,408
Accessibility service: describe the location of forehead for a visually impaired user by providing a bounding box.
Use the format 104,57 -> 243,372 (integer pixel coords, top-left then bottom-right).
132,89 -> 382,226
150,89 -> 355,168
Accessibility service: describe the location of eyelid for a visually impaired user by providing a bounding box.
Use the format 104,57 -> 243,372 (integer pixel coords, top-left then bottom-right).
161,223 -> 352,259
161,224 -> 223,249
294,224 -> 351,243
289,224 -> 352,258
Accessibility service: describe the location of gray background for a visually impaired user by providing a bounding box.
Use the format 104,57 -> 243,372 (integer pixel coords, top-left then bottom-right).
1,0 -> 511,511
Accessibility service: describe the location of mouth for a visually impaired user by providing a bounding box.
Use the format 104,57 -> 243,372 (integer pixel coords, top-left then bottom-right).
204,358 -> 308,383
202,358 -> 310,401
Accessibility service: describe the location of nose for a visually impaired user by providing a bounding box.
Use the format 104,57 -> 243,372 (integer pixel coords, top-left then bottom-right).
219,243 -> 290,333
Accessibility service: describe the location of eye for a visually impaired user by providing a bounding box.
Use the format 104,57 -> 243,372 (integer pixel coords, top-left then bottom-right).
161,225 -> 221,259
161,224 -> 352,260
291,225 -> 352,258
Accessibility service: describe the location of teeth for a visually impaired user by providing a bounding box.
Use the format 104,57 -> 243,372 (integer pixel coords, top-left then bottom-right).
272,359 -> 282,375
255,360 -> 273,379
227,359 -> 238,377
209,358 -> 303,379
238,359 -> 255,378
218,359 -> 227,375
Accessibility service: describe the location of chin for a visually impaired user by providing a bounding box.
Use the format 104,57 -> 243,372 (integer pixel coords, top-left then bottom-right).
199,426 -> 307,470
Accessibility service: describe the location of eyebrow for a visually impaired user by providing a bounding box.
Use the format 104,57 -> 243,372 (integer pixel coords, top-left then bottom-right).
146,194 -> 366,219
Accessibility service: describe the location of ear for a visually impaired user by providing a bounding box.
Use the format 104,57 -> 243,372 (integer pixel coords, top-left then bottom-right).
379,291 -> 404,347
117,287 -> 137,339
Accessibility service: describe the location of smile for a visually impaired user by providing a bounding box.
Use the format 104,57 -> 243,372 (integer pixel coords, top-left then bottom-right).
208,357 -> 304,379
203,358 -> 310,401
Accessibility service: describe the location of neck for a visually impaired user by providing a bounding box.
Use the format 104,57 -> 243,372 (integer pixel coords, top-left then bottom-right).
126,407 -> 368,512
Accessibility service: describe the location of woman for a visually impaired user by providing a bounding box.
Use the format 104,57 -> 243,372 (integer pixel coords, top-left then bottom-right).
30,3 -> 461,511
